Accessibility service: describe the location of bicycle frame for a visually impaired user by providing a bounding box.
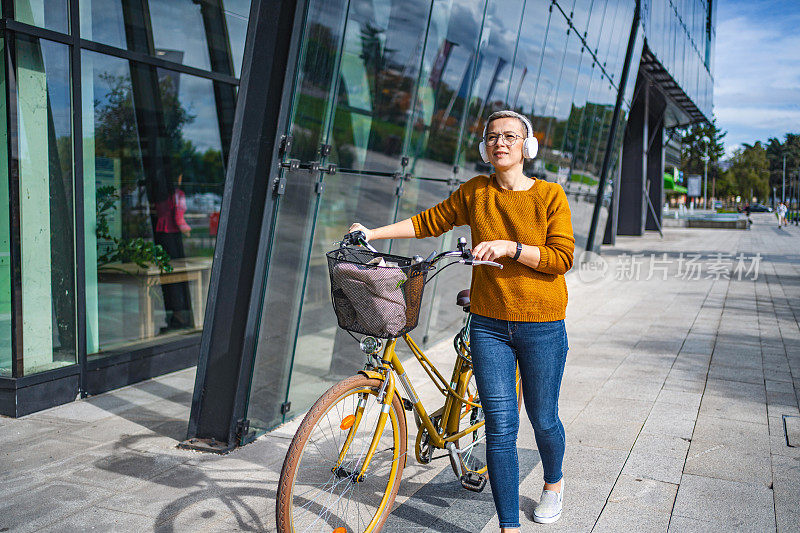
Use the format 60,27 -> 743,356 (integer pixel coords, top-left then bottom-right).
335,331 -> 484,476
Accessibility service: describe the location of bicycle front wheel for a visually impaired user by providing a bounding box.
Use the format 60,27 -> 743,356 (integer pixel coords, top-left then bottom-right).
277,375 -> 407,533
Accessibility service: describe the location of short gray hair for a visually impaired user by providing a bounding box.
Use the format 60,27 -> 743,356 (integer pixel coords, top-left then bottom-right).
485,110 -> 531,137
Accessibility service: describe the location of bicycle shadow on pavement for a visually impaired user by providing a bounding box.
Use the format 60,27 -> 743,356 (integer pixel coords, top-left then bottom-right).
384,448 -> 539,532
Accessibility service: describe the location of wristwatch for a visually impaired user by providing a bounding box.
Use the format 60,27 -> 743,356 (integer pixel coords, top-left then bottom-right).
513,242 -> 523,261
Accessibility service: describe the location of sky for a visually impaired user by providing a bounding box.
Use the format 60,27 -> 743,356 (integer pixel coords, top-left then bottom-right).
714,0 -> 800,156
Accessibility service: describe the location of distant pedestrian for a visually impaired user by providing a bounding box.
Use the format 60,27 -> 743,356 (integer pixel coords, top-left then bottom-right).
777,203 -> 787,228
744,203 -> 752,228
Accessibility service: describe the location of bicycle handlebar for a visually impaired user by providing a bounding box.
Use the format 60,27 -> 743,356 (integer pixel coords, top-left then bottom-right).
340,232 -> 503,270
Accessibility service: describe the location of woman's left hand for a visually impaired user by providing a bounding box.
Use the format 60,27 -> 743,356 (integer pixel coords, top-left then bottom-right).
472,240 -> 515,262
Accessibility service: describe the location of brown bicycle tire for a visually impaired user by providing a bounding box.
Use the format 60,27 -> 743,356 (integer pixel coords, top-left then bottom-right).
276,375 -> 408,532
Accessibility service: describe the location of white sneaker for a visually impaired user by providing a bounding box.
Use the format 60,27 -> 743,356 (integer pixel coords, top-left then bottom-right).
533,480 -> 563,524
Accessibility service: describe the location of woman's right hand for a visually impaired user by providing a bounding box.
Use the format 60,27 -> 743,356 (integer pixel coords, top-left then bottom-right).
348,222 -> 373,241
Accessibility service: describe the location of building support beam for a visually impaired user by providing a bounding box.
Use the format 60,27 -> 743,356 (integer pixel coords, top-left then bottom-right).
617,74 -> 648,235
185,0 -> 306,452
645,93 -> 666,231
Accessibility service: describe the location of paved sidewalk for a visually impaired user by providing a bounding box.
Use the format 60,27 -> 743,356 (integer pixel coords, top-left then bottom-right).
1,212 -> 799,532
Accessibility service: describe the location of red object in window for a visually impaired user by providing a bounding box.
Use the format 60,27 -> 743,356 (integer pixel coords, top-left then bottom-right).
209,211 -> 220,236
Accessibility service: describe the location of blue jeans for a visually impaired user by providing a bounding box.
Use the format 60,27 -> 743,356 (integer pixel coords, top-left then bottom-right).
469,313 -> 569,528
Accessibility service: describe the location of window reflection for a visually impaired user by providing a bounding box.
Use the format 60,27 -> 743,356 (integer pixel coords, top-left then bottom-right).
14,0 -> 69,33
407,0 -> 487,180
456,0 -> 526,180
287,0 -> 349,162
16,36 -> 76,375
330,0 -> 433,173
80,0 -> 250,78
0,39 -> 10,376
82,51 -> 227,354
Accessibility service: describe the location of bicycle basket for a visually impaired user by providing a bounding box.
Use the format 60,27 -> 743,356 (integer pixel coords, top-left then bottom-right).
327,247 -> 430,338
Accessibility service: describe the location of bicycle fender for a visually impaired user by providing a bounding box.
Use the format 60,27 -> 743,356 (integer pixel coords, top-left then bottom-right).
358,369 -> 384,381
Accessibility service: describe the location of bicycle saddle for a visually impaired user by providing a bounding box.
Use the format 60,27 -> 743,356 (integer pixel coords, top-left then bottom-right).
456,289 -> 470,308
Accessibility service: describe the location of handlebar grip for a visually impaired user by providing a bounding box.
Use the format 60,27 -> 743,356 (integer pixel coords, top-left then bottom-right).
342,230 -> 378,252
467,259 -> 503,269
343,230 -> 366,245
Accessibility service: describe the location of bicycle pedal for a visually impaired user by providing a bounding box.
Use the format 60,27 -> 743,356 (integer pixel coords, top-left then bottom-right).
402,398 -> 414,411
460,471 -> 487,493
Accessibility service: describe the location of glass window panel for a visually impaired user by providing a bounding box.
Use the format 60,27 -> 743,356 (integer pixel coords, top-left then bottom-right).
0,39 -> 10,377
506,0 -> 554,178
530,5 -> 571,181
149,2 -> 212,70
16,36 -> 76,375
604,0 -> 629,84
570,0 -> 594,35
223,0 -> 251,78
405,0 -> 487,180
82,50 -> 226,354
286,0 -> 349,162
80,0 -> 251,77
456,0 -> 526,181
568,60 -> 603,177
329,0 -> 434,173
558,48 -> 593,164
584,0 -> 610,56
245,172 -> 399,433
390,178 -> 472,347
389,178 -> 447,346
542,29 -> 583,187
14,0 -> 69,34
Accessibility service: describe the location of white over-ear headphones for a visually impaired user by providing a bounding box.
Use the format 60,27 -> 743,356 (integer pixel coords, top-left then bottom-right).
479,111 -> 539,163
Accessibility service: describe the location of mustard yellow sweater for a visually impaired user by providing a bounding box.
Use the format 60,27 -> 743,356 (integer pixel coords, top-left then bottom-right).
411,174 -> 575,322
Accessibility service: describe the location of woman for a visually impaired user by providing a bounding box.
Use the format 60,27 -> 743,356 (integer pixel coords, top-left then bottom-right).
349,110 -> 574,530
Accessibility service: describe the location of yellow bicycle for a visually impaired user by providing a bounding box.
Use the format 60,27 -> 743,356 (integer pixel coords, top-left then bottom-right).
276,232 -> 521,532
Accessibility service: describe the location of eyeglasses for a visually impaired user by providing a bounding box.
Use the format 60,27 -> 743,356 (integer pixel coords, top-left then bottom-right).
484,132 -> 523,146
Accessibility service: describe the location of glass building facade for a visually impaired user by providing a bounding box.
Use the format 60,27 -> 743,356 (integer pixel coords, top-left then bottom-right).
0,0 -> 250,415
1,0 -> 714,419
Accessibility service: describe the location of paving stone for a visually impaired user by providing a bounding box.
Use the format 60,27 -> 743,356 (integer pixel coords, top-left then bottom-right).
640,409 -> 697,440
606,474 -> 678,513
594,502 -> 671,532
707,363 -> 764,384
766,379 -> 796,394
661,377 -> 707,394
691,413 -> 770,450
0,480 -> 115,533
621,434 -> 690,484
595,377 -> 665,402
698,393 -> 767,425
671,474 -> 775,531
771,453 -> 800,533
684,437 -> 772,486
655,389 -> 703,410
668,513 -> 734,532
37,506 -> 156,532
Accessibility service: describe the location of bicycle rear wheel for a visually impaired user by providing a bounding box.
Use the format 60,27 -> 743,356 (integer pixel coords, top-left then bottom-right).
277,375 -> 407,533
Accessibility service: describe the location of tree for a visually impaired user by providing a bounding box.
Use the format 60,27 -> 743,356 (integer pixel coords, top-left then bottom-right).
765,133 -> 800,198
681,119 -> 726,198
723,142 -> 770,201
